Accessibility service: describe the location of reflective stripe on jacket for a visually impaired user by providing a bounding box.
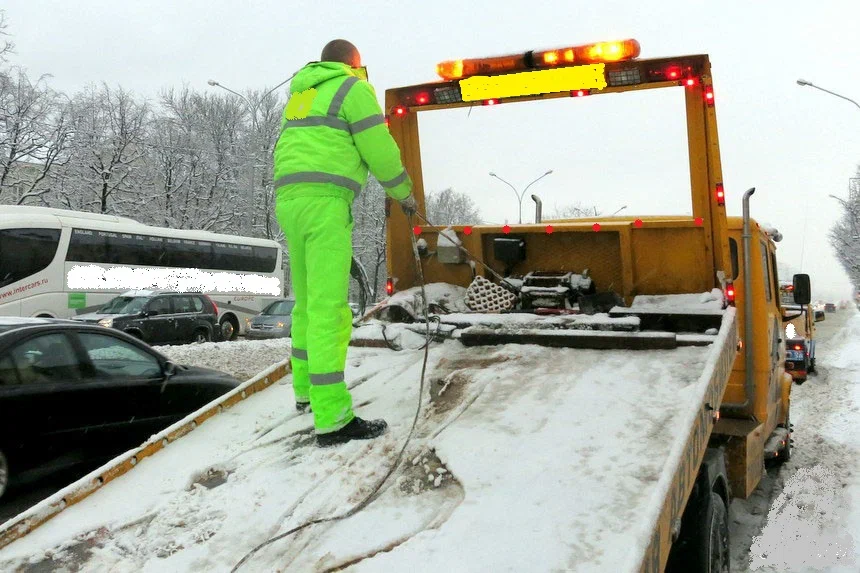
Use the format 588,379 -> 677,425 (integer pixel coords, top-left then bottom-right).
273,62 -> 412,203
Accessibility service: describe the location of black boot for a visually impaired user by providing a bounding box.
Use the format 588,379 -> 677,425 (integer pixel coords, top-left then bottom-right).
296,402 -> 311,413
316,417 -> 388,447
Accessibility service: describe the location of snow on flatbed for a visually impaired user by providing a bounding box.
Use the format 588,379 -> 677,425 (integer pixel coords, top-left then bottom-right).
0,312 -> 733,572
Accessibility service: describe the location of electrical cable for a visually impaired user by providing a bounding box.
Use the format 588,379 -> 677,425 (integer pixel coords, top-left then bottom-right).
230,211 -> 434,573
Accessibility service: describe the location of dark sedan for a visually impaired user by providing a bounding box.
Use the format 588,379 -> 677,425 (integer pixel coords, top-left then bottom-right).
0,318 -> 239,500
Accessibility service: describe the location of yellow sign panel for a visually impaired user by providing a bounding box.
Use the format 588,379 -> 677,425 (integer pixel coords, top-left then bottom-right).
459,63 -> 607,102
284,88 -> 318,120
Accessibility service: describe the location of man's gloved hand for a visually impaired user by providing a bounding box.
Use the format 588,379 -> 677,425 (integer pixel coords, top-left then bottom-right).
399,193 -> 418,216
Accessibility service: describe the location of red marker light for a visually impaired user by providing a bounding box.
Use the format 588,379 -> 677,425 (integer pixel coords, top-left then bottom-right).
545,225 -> 554,234
416,93 -> 430,105
483,98 -> 499,106
704,86 -> 715,106
502,224 -> 511,234
571,89 -> 589,97
716,183 -> 725,206
685,77 -> 697,87
413,226 -> 422,235
726,283 -> 736,303
385,278 -> 394,296
634,219 -> 643,228
384,115 -> 390,127
592,223 -> 601,232
666,66 -> 682,80
695,217 -> 704,226
464,226 -> 473,235
393,105 -> 407,116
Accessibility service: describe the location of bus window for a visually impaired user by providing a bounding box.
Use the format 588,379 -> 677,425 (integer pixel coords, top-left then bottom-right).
0,229 -> 61,287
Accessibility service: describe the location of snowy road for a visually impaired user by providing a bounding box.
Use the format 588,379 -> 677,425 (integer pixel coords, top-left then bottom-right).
731,309 -> 860,572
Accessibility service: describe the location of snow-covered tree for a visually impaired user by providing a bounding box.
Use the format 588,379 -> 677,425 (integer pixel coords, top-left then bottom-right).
53,84 -> 149,214
425,187 -> 482,225
828,169 -> 860,288
0,69 -> 73,205
0,10 -> 13,64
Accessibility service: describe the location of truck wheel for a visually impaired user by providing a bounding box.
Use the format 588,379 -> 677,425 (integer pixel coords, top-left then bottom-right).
777,410 -> 792,464
703,492 -> 730,573
0,449 -> 9,500
667,490 -> 730,573
808,357 -> 816,374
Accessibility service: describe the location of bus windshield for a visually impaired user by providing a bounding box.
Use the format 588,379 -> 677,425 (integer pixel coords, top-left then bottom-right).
99,297 -> 149,315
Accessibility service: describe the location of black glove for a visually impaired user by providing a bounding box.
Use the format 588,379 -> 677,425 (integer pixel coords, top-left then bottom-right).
399,193 -> 418,216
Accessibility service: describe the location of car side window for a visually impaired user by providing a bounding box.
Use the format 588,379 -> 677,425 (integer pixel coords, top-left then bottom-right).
78,332 -> 163,379
9,333 -> 83,384
0,355 -> 20,385
191,296 -> 204,312
174,296 -> 198,313
147,296 -> 171,316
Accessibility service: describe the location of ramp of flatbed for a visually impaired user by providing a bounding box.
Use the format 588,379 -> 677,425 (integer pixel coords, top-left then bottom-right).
0,309 -> 736,573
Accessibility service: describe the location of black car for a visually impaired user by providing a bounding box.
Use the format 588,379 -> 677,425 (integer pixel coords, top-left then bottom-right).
73,290 -> 220,345
0,318 -> 240,500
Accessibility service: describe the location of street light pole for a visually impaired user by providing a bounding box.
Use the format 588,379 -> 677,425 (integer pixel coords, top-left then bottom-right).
611,205 -> 628,216
796,79 -> 860,110
489,170 -> 553,224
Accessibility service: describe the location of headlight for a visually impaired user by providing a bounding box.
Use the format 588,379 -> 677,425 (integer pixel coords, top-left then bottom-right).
277,322 -> 285,328
245,317 -> 252,326
98,318 -> 113,327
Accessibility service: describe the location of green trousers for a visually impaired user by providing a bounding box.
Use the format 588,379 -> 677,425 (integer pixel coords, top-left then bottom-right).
276,195 -> 355,434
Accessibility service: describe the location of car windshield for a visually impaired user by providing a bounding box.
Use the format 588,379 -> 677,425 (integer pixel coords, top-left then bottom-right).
99,296 -> 149,314
262,300 -> 294,315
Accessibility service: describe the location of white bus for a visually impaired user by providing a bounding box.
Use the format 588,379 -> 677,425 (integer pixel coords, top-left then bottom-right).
0,206 -> 285,340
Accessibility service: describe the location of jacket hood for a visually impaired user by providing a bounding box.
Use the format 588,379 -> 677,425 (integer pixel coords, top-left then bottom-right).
291,62 -> 356,93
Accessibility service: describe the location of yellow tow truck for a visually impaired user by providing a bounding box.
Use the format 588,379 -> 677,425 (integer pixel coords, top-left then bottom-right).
0,39 -> 812,573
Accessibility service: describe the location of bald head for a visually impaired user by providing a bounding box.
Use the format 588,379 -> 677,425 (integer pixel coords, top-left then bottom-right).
321,39 -> 361,68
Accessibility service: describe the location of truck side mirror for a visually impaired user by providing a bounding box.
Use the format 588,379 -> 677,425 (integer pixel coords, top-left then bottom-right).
792,273 -> 811,305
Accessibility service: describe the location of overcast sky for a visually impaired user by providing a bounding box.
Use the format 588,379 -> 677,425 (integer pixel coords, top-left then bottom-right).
4,0 -> 859,300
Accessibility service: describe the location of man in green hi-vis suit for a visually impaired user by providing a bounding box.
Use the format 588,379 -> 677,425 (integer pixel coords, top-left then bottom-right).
273,39 -> 417,447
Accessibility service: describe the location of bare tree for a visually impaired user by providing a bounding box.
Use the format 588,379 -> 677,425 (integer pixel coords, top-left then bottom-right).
829,170 -> 860,287
352,177 -> 388,300
0,68 -> 74,205
54,84 -> 149,214
0,10 -> 14,64
548,202 -> 602,219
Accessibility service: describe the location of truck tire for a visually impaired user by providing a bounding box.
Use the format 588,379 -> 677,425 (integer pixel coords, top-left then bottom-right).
777,410 -> 792,464
668,490 -> 730,573
0,449 -> 9,500
701,492 -> 730,573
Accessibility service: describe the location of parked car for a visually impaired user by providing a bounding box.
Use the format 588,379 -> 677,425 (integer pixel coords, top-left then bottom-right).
0,317 -> 240,500
246,298 -> 295,339
72,290 -> 220,345
824,303 -> 837,313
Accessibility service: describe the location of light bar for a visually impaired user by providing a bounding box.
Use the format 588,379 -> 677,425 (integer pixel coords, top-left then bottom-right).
436,39 -> 641,80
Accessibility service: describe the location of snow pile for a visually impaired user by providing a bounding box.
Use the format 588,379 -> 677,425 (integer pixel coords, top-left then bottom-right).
153,338 -> 290,381
625,288 -> 724,313
384,282 -> 470,317
749,465 -> 856,571
436,227 -> 461,248
441,312 -> 640,331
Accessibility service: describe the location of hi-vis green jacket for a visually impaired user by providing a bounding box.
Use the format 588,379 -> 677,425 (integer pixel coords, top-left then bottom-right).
273,62 -> 412,204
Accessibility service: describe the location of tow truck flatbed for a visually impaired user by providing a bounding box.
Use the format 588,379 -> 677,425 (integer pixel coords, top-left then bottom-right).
0,307 -> 736,572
